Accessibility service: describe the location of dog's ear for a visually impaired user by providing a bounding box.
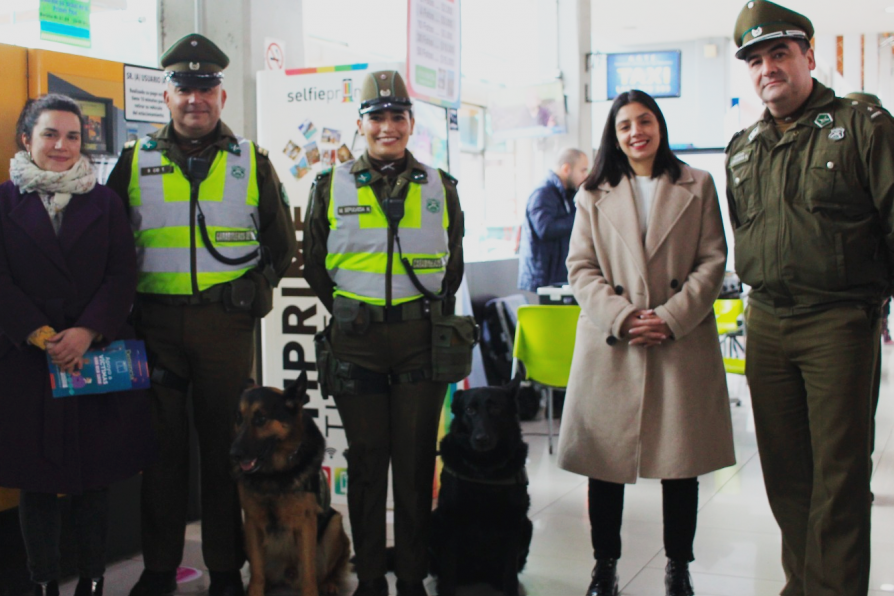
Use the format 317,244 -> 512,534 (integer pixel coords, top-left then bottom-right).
504,373 -> 522,399
283,371 -> 310,410
450,389 -> 465,415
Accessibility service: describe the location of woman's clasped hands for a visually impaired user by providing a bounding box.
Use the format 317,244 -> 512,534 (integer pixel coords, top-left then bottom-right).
621,309 -> 672,348
45,327 -> 98,373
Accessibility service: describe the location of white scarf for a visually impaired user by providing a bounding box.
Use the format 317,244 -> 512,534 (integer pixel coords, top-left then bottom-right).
9,151 -> 97,232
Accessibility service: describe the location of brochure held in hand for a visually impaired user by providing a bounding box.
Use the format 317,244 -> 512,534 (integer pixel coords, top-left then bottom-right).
48,339 -> 151,398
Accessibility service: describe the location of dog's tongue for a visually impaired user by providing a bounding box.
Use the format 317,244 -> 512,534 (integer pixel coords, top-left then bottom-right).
240,459 -> 258,472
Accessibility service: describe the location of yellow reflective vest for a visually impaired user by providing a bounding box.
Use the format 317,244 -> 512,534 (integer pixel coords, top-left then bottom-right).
128,137 -> 260,295
325,161 -> 449,305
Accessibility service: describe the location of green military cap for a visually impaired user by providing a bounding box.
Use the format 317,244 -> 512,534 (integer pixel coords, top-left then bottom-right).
733,0 -> 813,60
160,33 -> 229,88
844,91 -> 883,107
359,70 -> 412,115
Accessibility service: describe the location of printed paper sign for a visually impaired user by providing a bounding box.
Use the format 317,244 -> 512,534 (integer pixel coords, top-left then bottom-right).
124,65 -> 170,124
407,0 -> 461,108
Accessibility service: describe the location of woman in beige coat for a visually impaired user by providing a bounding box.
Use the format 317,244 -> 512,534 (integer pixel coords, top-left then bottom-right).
556,90 -> 735,596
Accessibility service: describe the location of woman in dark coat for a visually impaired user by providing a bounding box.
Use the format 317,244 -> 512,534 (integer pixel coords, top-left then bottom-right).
0,94 -> 156,596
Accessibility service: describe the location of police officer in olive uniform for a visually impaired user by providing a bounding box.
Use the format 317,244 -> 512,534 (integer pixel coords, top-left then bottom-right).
304,71 -> 467,596
727,3 -> 894,594
106,34 -> 297,596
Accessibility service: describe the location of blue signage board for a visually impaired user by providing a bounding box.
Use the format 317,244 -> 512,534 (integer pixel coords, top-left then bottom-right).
607,51 -> 681,99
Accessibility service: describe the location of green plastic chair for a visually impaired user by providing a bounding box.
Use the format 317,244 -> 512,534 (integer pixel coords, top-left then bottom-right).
714,299 -> 746,406
512,305 -> 580,454
714,299 -> 744,336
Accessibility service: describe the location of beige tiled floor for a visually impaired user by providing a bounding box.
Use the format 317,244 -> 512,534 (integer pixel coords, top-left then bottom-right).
61,345 -> 894,595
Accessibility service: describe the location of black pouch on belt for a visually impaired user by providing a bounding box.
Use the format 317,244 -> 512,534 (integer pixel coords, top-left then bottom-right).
431,314 -> 479,383
314,325 -> 335,398
222,277 -> 256,312
332,296 -> 371,336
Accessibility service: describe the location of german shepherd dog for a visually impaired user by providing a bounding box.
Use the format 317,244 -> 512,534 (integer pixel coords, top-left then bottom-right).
430,379 -> 533,596
231,372 -> 350,596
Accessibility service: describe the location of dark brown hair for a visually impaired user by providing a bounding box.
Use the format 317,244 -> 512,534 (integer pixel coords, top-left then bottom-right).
583,89 -> 683,190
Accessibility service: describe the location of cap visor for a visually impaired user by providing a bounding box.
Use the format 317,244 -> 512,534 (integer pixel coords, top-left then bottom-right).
168,74 -> 223,88
360,99 -> 413,115
735,31 -> 808,60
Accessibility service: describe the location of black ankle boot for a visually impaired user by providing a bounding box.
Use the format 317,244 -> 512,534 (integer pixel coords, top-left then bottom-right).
74,577 -> 104,596
665,559 -> 694,596
33,581 -> 59,596
586,558 -> 619,596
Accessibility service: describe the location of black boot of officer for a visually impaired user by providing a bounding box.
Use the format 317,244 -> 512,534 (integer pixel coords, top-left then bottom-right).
586,558 -> 619,596
665,559 -> 694,596
130,569 -> 244,596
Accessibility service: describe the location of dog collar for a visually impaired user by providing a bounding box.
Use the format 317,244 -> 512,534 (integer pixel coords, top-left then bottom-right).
442,464 -> 529,486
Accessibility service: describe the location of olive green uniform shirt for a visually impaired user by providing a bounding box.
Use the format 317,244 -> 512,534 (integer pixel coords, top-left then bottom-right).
106,121 -> 297,308
303,150 -> 464,314
725,80 -> 894,317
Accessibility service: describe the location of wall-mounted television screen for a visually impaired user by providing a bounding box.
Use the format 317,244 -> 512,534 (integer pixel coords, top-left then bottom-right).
606,51 -> 681,100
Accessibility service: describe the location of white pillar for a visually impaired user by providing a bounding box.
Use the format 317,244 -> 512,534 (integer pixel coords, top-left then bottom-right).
865,33 -> 880,95
557,0 -> 593,155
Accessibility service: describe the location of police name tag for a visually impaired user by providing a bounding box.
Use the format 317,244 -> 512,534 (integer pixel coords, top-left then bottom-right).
828,127 -> 846,141
412,258 -> 444,269
338,206 -> 372,215
215,231 -> 255,242
140,165 -> 174,176
730,151 -> 750,168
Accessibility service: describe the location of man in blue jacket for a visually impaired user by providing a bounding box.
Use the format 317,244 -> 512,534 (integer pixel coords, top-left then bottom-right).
518,148 -> 589,292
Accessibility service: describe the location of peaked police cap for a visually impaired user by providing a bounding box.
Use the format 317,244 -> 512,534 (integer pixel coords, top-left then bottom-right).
359,70 -> 413,115
161,33 -> 229,88
733,0 -> 813,60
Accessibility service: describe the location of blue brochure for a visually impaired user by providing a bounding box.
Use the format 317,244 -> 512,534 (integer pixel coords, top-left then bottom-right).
48,339 -> 151,398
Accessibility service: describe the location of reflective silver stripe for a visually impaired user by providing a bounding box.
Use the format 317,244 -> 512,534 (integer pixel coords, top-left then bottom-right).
330,268 -> 445,301
139,246 -> 262,273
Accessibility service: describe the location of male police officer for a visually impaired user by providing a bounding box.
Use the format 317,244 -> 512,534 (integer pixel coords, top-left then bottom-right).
727,2 -> 894,594
304,71 -> 466,596
106,34 -> 297,596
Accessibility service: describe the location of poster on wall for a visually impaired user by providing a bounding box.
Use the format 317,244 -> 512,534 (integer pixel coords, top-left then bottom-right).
407,0 -> 461,108
489,80 -> 568,140
606,51 -> 682,99
256,64 -> 451,503
39,0 -> 91,48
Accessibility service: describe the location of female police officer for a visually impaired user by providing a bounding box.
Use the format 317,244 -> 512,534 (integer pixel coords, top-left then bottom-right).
303,71 -> 469,596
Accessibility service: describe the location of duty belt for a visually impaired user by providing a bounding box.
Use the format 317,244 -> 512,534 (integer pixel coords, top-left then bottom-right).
139,284 -> 226,306
366,299 -> 443,323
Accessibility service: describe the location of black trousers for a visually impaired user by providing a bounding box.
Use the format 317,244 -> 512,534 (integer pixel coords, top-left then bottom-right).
136,301 -> 254,572
588,477 -> 698,562
331,318 -> 446,582
19,489 -> 109,583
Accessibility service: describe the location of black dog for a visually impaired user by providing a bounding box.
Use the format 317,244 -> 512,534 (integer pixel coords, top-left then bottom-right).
430,379 -> 533,596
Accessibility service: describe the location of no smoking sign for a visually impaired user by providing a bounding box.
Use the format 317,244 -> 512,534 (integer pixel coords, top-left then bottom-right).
265,39 -> 285,70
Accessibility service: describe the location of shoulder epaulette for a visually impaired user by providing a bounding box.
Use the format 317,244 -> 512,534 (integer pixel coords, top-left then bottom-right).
725,129 -> 746,154
439,169 -> 458,185
123,139 -> 136,150
257,146 -> 269,157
